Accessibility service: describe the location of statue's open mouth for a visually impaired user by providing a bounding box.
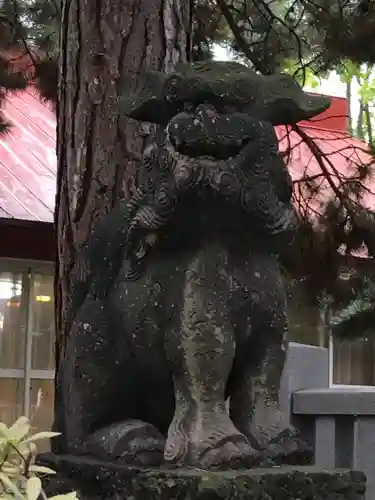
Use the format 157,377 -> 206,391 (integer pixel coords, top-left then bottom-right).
167,104 -> 277,161
175,136 -> 250,160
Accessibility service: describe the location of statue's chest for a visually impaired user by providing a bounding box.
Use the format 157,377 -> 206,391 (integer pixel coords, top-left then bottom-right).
111,242 -> 278,328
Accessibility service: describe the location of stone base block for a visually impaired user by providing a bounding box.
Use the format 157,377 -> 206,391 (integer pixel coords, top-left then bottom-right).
39,454 -> 366,500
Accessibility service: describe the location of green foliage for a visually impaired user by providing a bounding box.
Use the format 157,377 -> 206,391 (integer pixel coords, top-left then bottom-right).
331,279 -> 375,338
0,51 -> 29,132
358,76 -> 375,106
282,59 -> 322,88
215,0 -> 315,74
192,0 -> 230,61
214,0 -> 375,75
0,416 -> 77,500
337,61 -> 375,105
337,60 -> 362,85
0,120 -> 11,135
335,60 -> 375,145
0,0 -> 59,131
34,57 -> 58,105
1,1 -> 375,108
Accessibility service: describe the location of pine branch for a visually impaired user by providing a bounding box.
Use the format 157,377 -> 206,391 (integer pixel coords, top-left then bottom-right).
215,0 -> 266,72
331,279 -> 375,338
0,115 -> 11,135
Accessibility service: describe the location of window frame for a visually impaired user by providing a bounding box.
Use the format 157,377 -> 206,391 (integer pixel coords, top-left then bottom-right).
0,258 -> 55,418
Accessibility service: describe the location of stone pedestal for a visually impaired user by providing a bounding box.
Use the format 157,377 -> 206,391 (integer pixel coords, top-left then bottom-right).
39,454 -> 366,500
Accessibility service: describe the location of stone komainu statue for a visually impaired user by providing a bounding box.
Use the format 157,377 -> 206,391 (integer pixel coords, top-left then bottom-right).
54,62 -> 330,469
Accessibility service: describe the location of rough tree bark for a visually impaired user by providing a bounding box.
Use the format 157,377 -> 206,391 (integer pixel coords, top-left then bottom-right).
54,0 -> 190,446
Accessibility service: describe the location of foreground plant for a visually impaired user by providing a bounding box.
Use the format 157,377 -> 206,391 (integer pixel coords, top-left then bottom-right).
0,416 -> 77,500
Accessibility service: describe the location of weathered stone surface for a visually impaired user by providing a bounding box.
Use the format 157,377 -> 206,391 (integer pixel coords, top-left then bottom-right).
55,61 -> 327,470
41,454 -> 366,500
120,61 -> 331,126
168,106 -> 275,159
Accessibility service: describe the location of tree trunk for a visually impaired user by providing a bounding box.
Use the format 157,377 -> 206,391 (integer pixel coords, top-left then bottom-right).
356,100 -> 365,140
364,102 -> 373,148
54,0 -> 190,448
345,80 -> 352,135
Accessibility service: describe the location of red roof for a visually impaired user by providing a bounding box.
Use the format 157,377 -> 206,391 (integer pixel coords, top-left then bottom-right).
277,124 -> 374,215
277,95 -> 374,216
0,90 -> 373,226
0,88 -> 56,222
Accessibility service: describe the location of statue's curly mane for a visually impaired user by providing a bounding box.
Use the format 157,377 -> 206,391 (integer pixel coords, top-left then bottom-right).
123,111 -> 296,281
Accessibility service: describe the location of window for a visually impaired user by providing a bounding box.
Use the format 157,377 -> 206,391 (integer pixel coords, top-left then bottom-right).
286,280 -> 326,347
327,270 -> 375,387
330,335 -> 375,386
286,276 -> 375,387
0,259 -> 55,452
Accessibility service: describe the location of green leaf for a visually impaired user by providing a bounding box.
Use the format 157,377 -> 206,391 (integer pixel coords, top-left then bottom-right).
49,493 -> 79,500
338,60 -> 362,83
0,471 -> 27,500
26,477 -> 42,500
22,431 -> 61,445
0,422 -> 11,439
358,78 -> 375,104
1,463 -> 22,477
310,78 -> 320,89
8,417 -> 31,443
28,464 -> 56,475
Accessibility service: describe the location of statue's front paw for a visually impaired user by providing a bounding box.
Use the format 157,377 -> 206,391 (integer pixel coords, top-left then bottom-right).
198,435 -> 259,470
78,420 -> 165,466
165,408 -> 258,469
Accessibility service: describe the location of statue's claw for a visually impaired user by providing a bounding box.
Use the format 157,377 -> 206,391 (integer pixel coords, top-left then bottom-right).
164,407 -> 258,469
198,436 -> 259,470
77,420 -> 165,466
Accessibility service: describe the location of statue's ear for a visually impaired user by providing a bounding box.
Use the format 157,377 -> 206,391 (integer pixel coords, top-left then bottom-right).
119,71 -> 173,125
259,74 -> 331,125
